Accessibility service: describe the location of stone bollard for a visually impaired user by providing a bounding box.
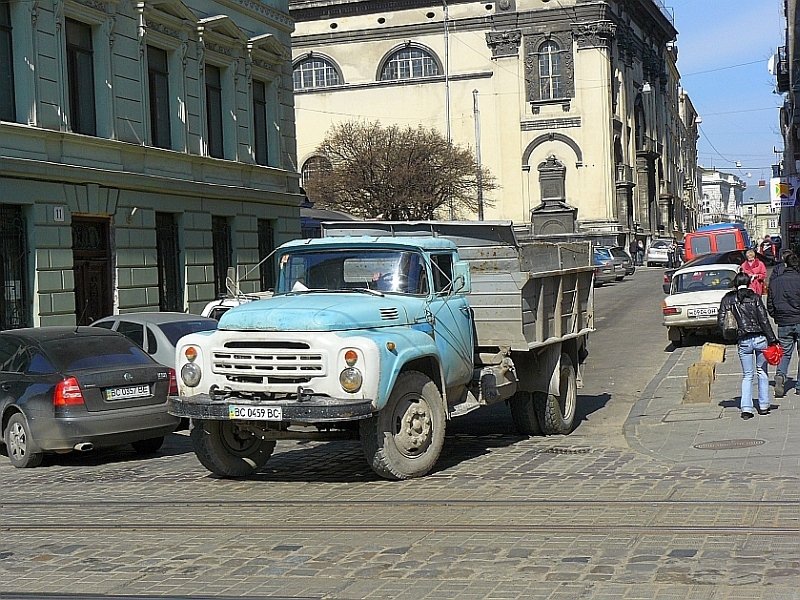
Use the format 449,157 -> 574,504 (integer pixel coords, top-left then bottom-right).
682,343 -> 727,404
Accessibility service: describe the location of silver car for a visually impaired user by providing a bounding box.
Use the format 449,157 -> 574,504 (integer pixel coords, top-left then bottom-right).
91,312 -> 217,369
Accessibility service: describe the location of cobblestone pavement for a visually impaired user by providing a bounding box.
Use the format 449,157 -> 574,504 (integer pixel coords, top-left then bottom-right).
0,270 -> 798,600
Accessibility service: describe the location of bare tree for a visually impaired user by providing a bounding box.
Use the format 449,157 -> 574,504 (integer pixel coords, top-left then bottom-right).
304,121 -> 495,220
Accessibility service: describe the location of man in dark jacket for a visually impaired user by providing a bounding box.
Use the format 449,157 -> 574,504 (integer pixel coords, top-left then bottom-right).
767,252 -> 800,396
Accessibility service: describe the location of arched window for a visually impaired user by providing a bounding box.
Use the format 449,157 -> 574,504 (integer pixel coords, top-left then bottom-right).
538,41 -> 562,100
380,47 -> 439,81
293,57 -> 341,90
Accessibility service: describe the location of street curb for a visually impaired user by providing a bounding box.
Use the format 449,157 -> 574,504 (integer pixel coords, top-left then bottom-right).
622,345 -> 684,460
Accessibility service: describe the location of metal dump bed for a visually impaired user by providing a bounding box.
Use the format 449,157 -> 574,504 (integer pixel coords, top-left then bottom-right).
322,221 -> 594,351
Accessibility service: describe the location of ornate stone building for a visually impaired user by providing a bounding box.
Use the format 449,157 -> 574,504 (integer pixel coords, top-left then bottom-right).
290,0 -> 699,245
0,0 -> 301,327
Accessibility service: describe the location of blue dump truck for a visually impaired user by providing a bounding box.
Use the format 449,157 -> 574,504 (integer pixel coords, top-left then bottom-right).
168,221 -> 595,480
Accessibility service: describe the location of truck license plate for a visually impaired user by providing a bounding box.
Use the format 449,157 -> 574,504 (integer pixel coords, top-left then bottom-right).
687,307 -> 716,317
228,405 -> 283,420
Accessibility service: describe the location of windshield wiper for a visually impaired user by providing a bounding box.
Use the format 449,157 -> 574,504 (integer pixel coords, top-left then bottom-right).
350,287 -> 385,297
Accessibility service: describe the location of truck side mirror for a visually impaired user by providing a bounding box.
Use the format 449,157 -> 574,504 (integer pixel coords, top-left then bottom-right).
453,261 -> 471,293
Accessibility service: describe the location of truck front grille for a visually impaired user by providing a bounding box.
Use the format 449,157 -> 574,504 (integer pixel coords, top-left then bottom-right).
211,342 -> 326,381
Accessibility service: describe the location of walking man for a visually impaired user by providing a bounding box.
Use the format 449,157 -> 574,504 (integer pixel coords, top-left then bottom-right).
766,252 -> 800,396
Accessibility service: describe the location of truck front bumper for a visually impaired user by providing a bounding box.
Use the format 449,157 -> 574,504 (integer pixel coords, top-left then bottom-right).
168,394 -> 376,423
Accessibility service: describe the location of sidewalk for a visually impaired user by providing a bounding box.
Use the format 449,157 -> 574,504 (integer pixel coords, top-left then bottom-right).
624,342 -> 800,478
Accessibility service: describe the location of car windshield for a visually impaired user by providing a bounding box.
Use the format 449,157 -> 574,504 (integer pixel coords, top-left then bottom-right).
651,240 -> 669,249
610,248 -> 627,259
673,269 -> 736,294
42,334 -> 154,372
277,248 -> 429,295
158,319 -> 217,346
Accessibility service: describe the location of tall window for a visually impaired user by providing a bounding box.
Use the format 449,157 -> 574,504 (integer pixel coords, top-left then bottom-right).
156,212 -> 181,311
205,64 -> 224,158
258,219 -> 275,291
0,205 -> 29,329
211,216 -> 232,298
0,3 -> 15,122
538,40 -> 562,100
253,80 -> 269,166
293,57 -> 340,90
147,46 -> 171,149
380,48 -> 439,81
66,19 -> 96,135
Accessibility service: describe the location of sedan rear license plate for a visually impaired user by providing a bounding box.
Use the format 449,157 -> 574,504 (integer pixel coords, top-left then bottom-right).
228,405 -> 283,420
105,384 -> 150,400
687,307 -> 717,317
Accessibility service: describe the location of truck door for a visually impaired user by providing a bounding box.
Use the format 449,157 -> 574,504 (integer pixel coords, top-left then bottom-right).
428,253 -> 474,386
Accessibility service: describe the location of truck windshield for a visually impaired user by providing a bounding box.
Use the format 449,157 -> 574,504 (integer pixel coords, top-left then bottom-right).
277,249 -> 430,295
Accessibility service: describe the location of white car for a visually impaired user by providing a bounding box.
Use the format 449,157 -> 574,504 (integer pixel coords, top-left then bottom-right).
646,239 -> 672,267
201,291 -> 274,320
662,264 -> 739,346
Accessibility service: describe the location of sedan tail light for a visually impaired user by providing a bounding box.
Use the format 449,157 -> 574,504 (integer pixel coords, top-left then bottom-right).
662,301 -> 682,316
54,377 -> 85,406
168,368 -> 178,396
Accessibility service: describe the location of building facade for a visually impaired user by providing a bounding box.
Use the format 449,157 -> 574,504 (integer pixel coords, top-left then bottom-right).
777,0 -> 800,252
698,167 -> 745,225
290,0 -> 698,245
0,0 -> 301,327
742,194 -> 780,243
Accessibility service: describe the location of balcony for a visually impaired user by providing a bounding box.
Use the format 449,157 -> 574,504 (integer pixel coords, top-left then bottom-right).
776,46 -> 789,93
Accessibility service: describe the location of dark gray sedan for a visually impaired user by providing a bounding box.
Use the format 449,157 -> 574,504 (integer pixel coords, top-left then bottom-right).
0,327 -> 179,468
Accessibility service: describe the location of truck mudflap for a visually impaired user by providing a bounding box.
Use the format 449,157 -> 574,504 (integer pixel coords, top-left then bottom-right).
168,394 -> 376,423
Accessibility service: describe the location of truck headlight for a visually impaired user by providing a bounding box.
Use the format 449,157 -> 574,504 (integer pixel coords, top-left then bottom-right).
181,362 -> 202,387
339,367 -> 363,393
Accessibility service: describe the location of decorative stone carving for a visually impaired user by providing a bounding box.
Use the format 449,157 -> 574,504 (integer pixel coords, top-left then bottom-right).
150,21 -> 181,40
207,42 -> 234,58
572,20 -> 616,50
235,0 -> 291,29
523,31 -> 574,102
530,155 -> 577,233
486,29 -> 522,58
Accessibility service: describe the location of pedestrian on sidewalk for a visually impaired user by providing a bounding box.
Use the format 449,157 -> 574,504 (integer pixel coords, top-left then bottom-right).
636,239 -> 645,266
629,239 -> 639,266
741,249 -> 767,295
770,248 -> 794,282
767,251 -> 800,397
718,272 -> 779,419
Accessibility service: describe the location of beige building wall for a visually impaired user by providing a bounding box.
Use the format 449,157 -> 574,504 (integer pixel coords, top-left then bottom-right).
291,0 -> 695,243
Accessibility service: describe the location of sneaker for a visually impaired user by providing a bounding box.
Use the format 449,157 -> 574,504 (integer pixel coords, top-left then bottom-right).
741,412 -> 755,420
757,407 -> 771,415
775,373 -> 786,397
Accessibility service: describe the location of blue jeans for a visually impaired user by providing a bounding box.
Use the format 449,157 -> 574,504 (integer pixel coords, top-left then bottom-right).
738,335 -> 770,413
776,324 -> 800,386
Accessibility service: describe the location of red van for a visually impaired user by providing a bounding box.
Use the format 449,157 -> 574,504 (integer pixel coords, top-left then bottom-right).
683,224 -> 750,262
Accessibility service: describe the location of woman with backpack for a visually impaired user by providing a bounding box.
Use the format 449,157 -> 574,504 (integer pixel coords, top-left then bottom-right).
718,272 -> 779,419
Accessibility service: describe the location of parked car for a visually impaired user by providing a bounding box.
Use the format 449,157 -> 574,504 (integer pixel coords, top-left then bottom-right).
662,264 -> 739,346
646,239 -> 672,267
661,249 -> 773,293
593,247 -> 616,286
608,246 -> 635,277
0,327 -> 179,468
683,223 -> 751,262
91,312 -> 217,369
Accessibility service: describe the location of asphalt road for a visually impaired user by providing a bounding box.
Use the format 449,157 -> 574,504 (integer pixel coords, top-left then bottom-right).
1,269 -> 798,600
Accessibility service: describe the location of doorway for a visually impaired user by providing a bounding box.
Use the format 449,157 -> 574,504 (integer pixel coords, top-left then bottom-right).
72,216 -> 112,325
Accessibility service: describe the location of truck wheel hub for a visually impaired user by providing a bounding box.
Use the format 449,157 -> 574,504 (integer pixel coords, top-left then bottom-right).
395,404 -> 432,454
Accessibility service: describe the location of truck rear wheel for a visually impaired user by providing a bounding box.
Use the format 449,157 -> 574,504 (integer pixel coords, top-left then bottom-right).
509,392 -> 542,435
534,353 -> 577,435
190,420 -> 276,478
360,371 -> 446,480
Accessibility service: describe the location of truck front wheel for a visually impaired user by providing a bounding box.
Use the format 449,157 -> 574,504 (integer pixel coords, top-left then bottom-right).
190,420 -> 276,478
360,371 -> 446,480
534,353 -> 577,435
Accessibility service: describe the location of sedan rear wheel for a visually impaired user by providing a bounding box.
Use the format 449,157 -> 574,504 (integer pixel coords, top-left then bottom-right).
4,413 -> 43,468
132,436 -> 165,455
